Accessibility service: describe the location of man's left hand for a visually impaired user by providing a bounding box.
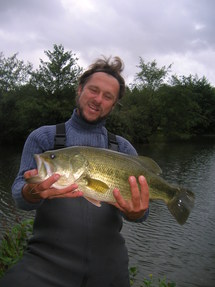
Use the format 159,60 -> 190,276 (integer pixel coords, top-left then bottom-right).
113,175 -> 149,220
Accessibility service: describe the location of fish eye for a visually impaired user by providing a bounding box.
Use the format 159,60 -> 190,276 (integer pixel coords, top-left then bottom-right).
50,153 -> 56,159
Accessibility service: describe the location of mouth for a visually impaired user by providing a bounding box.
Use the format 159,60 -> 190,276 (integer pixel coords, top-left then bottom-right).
88,103 -> 100,113
34,154 -> 42,170
34,154 -> 53,179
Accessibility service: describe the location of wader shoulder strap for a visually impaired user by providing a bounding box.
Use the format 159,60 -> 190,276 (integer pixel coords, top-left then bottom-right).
54,123 -> 66,149
54,123 -> 119,151
108,132 -> 119,151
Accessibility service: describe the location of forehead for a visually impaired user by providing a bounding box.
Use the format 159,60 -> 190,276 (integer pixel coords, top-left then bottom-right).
86,72 -> 120,93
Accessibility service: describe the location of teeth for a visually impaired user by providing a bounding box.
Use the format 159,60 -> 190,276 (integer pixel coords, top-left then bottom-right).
89,104 -> 99,111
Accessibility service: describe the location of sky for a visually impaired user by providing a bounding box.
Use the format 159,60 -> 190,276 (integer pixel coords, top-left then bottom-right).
0,0 -> 215,86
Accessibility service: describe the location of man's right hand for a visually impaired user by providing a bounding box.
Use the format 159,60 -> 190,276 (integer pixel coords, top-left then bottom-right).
22,169 -> 83,203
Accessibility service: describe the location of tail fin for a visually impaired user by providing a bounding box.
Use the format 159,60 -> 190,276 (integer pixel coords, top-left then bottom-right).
167,189 -> 195,225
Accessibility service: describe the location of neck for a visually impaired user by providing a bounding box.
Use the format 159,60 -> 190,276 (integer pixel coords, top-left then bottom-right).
72,109 -> 106,131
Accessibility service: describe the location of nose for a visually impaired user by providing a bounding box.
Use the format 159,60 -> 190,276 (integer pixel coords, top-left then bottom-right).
94,92 -> 103,104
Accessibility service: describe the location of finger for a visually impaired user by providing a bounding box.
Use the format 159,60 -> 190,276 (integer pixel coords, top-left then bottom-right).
128,176 -> 141,206
25,174 -> 61,199
24,169 -> 38,179
138,175 -> 149,208
47,183 -> 79,197
37,174 -> 61,191
113,188 -> 129,211
39,182 -> 80,199
113,188 -> 124,204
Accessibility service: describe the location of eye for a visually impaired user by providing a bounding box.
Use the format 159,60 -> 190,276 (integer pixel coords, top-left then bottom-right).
89,87 -> 98,94
50,153 -> 56,159
104,93 -> 114,101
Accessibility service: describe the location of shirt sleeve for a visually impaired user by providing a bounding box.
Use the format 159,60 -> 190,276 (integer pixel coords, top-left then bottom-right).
11,126 -> 54,210
122,208 -> 149,223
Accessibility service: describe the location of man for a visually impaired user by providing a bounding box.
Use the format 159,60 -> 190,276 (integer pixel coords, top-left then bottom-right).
1,56 -> 149,287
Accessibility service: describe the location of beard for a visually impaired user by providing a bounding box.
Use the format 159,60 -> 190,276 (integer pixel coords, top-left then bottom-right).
76,104 -> 108,125
76,99 -> 112,124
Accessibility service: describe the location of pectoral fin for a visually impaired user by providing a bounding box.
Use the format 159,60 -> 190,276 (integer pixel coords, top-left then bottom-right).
86,178 -> 109,194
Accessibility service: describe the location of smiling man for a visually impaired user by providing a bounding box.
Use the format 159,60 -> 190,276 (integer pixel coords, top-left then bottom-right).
77,72 -> 118,122
1,56 -> 149,287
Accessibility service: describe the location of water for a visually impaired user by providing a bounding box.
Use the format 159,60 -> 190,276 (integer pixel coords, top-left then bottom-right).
122,141 -> 215,286
0,142 -> 215,286
0,146 -> 34,233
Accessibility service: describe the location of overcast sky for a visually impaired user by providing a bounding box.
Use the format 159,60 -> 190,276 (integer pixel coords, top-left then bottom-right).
0,0 -> 214,85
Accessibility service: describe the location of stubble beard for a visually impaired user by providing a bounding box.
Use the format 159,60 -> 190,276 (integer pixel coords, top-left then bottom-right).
76,102 -> 110,125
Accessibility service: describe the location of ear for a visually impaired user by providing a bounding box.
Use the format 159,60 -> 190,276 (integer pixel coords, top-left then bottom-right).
112,97 -> 119,110
77,85 -> 82,96
111,102 -> 116,110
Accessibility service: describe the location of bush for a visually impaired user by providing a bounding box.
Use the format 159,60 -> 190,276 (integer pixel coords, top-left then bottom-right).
0,219 -> 33,278
129,267 -> 176,287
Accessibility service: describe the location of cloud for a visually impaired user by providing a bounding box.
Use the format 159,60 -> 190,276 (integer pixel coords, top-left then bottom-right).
0,0 -> 214,85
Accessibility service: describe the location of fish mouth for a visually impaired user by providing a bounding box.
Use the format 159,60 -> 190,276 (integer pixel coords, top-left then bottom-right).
34,154 -> 54,179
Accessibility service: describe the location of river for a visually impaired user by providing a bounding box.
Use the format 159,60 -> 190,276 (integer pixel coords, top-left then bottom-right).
0,140 -> 215,286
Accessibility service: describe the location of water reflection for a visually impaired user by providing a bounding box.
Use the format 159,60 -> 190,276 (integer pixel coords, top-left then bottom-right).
122,142 -> 215,287
0,142 -> 215,286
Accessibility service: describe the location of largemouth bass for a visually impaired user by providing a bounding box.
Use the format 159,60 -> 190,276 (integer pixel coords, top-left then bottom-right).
27,146 -> 195,225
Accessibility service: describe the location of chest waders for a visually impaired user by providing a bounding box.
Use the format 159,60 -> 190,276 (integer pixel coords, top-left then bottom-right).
1,124 -> 131,287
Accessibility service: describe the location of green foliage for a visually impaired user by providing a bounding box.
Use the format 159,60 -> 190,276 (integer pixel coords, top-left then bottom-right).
112,87 -> 161,143
157,84 -> 201,139
0,52 -> 32,92
129,267 -> 176,287
31,44 -> 82,95
142,275 -> 176,287
0,47 -> 215,145
134,58 -> 172,91
129,266 -> 138,286
0,219 -> 34,278
0,45 -> 81,144
160,74 -> 215,138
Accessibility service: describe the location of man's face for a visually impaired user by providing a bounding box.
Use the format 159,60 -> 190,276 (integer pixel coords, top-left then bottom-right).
77,72 -> 119,123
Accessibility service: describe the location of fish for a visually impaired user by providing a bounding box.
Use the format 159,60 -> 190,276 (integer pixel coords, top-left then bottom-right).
26,146 -> 195,225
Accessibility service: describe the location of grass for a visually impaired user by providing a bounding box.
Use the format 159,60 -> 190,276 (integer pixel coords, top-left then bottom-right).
130,267 -> 176,287
0,219 -> 33,278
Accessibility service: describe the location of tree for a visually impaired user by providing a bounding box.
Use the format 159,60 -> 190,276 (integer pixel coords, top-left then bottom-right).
158,84 -> 202,140
31,44 -> 82,96
0,84 -> 42,144
134,58 -> 172,91
29,44 -> 83,126
107,87 -> 162,144
170,74 -> 215,134
0,52 -> 32,93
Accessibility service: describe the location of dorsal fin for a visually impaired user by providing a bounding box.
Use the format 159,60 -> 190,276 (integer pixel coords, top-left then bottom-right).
132,155 -> 162,175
